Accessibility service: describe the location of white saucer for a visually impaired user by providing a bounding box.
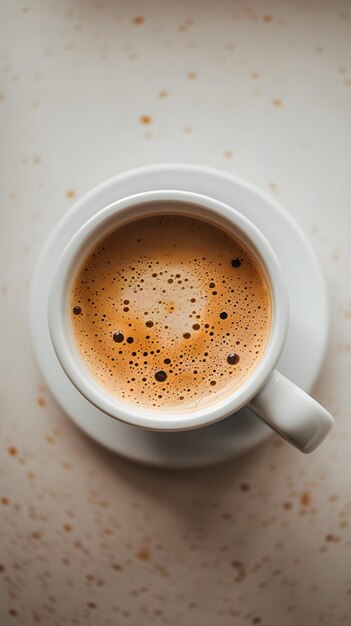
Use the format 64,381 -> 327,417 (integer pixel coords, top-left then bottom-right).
29,165 -> 329,468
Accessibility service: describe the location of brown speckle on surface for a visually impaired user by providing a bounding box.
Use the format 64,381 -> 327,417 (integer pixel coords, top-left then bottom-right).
1,497 -> 9,505
0,93 -> 5,103
263,15 -> 273,23
282,501 -> 293,510
21,6 -> 30,13
325,533 -> 341,543
139,115 -> 152,125
315,46 -> 324,54
300,491 -> 311,506
268,182 -> 277,192
136,547 -> 151,562
63,523 -> 72,532
224,150 -> 233,159
132,16 -> 145,25
187,71 -> 197,80
87,602 -> 97,609
239,482 -> 251,492
338,66 -> 347,75
183,126 -> 192,134
32,156 -> 41,164
272,98 -> 283,107
66,190 -> 76,199
31,531 -> 42,540
251,71 -> 260,79
158,90 -> 168,99
37,396 -> 46,408
8,446 -> 17,456
231,560 -> 246,582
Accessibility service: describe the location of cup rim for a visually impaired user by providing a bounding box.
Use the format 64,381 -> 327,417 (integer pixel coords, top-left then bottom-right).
48,189 -> 288,430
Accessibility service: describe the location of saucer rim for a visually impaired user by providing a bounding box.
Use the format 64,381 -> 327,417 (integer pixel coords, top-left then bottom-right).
29,164 -> 329,467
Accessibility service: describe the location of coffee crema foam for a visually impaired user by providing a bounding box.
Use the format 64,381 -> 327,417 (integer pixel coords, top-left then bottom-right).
70,213 -> 271,411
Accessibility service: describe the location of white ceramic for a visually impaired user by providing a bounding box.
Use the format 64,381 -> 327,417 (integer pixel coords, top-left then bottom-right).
29,164 -> 332,467
48,190 -> 287,425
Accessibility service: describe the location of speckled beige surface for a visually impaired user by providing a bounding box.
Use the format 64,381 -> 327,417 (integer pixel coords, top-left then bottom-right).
1,1 -> 351,625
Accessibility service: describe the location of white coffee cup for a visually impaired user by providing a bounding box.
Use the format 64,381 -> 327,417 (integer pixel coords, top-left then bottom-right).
48,190 -> 333,453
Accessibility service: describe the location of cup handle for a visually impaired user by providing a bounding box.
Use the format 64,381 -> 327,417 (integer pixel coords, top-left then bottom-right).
249,370 -> 334,453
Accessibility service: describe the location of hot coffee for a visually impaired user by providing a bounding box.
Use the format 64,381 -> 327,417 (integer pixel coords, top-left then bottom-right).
70,212 -> 271,411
